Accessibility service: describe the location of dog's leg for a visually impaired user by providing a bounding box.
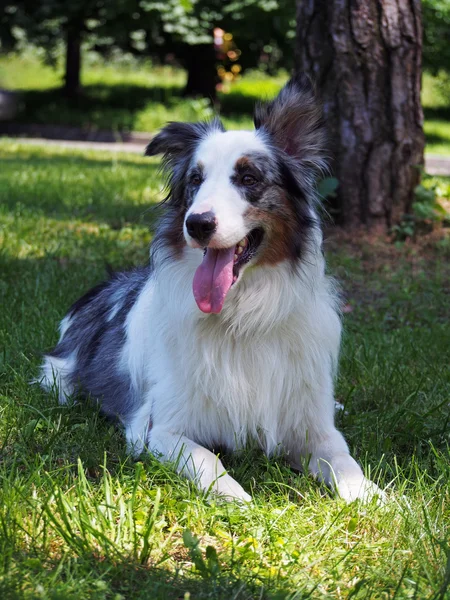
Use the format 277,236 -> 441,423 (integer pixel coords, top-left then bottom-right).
301,428 -> 383,503
125,402 -> 155,457
147,427 -> 251,502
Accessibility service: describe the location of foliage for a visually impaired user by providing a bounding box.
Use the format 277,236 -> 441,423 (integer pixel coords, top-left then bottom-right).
412,183 -> 445,220
422,0 -> 450,74
0,0 -> 295,96
1,0 -> 141,60
392,174 -> 450,241
0,138 -> 450,597
221,0 -> 295,74
317,177 -> 339,201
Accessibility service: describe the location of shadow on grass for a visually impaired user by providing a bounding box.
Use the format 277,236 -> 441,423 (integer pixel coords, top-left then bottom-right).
0,549 -> 304,599
0,152 -> 152,170
219,90 -> 256,116
423,105 -> 450,121
8,82 -> 450,141
11,83 -> 259,133
425,132 -> 450,146
16,84 -> 184,131
0,153 -> 162,226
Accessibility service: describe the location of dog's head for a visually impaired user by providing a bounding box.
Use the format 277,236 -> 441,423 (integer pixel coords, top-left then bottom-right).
146,74 -> 326,314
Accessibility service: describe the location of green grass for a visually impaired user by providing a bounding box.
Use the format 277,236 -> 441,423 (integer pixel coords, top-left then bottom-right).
2,51 -> 450,155
0,51 -> 269,132
2,52 -> 450,156
424,119 -> 450,156
422,72 -> 450,156
1,138 -> 450,598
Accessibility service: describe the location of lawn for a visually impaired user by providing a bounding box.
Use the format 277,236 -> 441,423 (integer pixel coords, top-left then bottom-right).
0,51 -> 267,132
2,52 -> 449,155
0,138 -> 449,598
422,72 -> 450,156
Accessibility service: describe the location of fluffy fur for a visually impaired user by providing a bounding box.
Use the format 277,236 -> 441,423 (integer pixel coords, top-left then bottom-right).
39,75 -> 381,503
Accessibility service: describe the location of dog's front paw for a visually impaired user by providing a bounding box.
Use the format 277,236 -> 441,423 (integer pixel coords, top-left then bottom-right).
212,473 -> 252,503
337,476 -> 385,504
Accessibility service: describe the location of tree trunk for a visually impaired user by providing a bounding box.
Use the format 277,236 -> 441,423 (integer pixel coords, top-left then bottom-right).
64,23 -> 82,99
183,43 -> 217,100
296,0 -> 425,228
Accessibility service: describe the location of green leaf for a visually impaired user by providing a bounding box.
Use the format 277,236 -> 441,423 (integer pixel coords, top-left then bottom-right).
317,177 -> 339,199
206,545 -> 220,575
179,0 -> 193,10
414,184 -> 436,205
347,517 -> 358,533
22,418 -> 39,440
182,528 -> 199,549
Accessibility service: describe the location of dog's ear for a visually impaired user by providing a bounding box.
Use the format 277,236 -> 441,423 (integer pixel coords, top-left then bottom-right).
145,122 -> 201,158
254,73 -> 326,175
145,119 -> 225,162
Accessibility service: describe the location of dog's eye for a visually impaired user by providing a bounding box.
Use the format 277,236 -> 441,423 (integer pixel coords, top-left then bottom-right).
241,174 -> 258,187
190,173 -> 202,186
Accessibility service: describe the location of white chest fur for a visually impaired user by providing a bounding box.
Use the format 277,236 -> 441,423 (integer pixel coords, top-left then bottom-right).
125,250 -> 342,456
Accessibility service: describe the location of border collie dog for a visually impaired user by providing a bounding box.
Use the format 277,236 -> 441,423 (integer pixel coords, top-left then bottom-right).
39,75 -> 381,503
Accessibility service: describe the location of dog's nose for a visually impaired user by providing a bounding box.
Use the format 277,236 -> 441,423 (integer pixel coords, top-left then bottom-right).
186,212 -> 217,244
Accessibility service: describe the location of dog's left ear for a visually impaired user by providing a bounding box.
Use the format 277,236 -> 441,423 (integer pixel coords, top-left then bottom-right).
145,122 -> 202,159
254,73 -> 326,175
145,119 -> 225,164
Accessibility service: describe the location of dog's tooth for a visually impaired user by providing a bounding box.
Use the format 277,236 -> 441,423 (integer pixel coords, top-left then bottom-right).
237,246 -> 243,255
239,239 -> 247,248
234,254 -> 238,261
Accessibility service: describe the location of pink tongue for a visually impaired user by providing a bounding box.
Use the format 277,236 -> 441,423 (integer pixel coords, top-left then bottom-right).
193,247 -> 235,313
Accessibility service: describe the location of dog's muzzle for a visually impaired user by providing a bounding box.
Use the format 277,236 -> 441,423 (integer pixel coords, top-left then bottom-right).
185,211 -> 217,246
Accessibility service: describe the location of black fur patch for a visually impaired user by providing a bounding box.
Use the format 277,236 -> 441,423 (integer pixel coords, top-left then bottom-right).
48,267 -> 149,422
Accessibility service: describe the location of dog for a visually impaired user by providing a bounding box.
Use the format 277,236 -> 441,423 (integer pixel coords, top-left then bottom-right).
39,74 -> 381,503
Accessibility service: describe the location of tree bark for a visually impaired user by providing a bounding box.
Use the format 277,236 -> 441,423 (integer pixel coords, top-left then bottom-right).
64,23 -> 82,99
183,43 -> 217,100
296,0 -> 425,228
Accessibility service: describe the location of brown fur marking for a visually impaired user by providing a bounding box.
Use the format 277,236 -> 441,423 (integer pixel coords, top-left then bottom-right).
244,188 -> 300,266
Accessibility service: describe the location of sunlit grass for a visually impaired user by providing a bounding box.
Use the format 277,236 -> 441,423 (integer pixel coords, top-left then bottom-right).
424,119 -> 450,156
0,51 -> 257,131
2,52 -> 449,157
0,139 -> 449,597
422,71 -> 450,156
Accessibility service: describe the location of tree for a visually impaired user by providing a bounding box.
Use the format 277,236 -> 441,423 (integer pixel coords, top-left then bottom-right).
222,0 -> 295,75
1,0 -> 295,100
0,0 -> 158,98
296,0 -> 425,229
141,0 -> 295,98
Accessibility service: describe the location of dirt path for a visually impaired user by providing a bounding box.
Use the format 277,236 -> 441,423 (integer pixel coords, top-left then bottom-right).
424,154 -> 450,176
4,136 -> 450,176
6,137 -> 147,155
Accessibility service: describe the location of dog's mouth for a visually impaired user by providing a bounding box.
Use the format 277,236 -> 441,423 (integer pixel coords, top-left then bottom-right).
193,228 -> 264,314
232,227 -> 264,284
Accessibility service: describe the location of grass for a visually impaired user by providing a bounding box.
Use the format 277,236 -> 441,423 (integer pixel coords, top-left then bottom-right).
0,51 -> 267,132
1,138 -> 450,598
422,72 -> 450,156
2,52 -> 450,155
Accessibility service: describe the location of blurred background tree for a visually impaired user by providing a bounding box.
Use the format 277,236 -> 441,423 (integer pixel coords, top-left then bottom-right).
0,0 -> 294,99
0,0 -> 163,98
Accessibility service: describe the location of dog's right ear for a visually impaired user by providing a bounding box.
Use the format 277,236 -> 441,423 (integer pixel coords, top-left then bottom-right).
145,119 -> 225,162
254,73 -> 326,177
145,122 -> 201,158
